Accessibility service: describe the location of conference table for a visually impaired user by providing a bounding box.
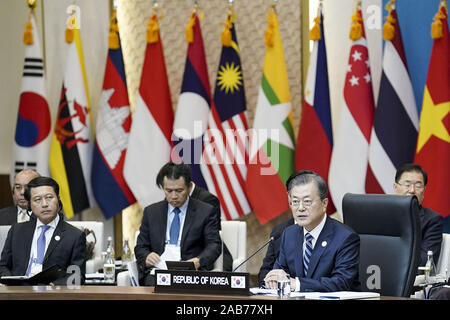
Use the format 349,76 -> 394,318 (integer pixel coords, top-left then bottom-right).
0,285 -> 413,300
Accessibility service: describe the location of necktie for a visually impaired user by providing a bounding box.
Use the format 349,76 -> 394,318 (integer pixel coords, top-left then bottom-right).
18,209 -> 28,223
169,208 -> 181,245
37,225 -> 51,264
303,233 -> 313,276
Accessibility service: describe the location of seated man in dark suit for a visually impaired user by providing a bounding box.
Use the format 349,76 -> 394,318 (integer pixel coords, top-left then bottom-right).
393,163 -> 444,266
0,176 -> 86,285
0,169 -> 40,225
265,170 -> 360,292
135,162 -> 222,286
258,217 -> 294,287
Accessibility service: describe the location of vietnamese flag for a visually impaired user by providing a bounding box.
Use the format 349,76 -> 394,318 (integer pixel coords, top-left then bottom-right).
414,3 -> 450,218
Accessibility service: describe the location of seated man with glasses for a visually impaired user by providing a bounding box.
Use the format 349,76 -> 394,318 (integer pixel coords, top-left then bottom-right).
393,163 -> 444,267
264,170 -> 360,292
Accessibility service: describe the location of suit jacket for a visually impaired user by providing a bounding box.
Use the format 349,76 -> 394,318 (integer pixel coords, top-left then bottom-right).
190,185 -> 233,271
420,206 -> 444,266
274,216 -> 361,292
0,213 -> 86,285
135,198 -> 221,281
0,206 -> 18,226
258,218 -> 295,286
190,185 -> 221,230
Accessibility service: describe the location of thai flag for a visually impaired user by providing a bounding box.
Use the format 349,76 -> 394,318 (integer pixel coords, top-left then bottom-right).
92,25 -> 136,219
366,7 -> 418,194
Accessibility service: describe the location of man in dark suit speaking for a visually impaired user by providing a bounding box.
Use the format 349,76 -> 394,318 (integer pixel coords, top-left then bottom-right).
135,162 -> 221,286
0,177 -> 86,285
264,170 -> 360,292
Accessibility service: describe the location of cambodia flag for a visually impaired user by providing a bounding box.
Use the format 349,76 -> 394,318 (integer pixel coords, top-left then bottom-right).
92,12 -> 136,219
295,9 -> 336,214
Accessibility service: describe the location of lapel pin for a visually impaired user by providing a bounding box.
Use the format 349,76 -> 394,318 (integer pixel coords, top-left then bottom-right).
322,241 -> 327,247
55,235 -> 61,241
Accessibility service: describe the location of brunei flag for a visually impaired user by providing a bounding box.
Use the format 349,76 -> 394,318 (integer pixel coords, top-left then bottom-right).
49,16 -> 94,218
246,7 -> 295,224
414,3 -> 450,220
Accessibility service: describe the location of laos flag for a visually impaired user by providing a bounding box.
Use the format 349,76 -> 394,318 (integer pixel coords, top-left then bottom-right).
172,13 -> 212,190
92,12 -> 136,219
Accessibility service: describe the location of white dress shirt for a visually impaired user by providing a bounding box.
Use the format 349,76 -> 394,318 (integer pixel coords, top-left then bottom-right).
26,215 -> 60,276
165,198 -> 190,246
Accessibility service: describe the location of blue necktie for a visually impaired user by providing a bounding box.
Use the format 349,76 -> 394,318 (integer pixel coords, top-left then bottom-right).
303,233 -> 313,277
37,225 -> 51,264
169,208 -> 181,245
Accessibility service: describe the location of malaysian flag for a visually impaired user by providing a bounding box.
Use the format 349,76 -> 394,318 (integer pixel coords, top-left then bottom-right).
205,10 -> 251,220
366,2 -> 418,194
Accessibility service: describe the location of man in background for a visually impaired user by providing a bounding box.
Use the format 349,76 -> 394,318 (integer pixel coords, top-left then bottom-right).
0,169 -> 40,225
393,163 -> 443,266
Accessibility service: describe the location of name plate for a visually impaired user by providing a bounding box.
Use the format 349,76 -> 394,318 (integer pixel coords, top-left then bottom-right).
154,270 -> 250,296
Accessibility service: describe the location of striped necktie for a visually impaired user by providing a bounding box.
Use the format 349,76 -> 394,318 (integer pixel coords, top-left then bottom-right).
303,233 -> 313,276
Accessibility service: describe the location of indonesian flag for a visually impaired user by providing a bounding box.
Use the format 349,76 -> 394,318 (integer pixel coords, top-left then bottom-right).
12,13 -> 51,183
246,8 -> 295,225
124,14 -> 173,208
328,5 -> 375,219
414,4 -> 450,217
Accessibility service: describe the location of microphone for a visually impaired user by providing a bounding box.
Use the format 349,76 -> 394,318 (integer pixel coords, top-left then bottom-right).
232,237 -> 274,272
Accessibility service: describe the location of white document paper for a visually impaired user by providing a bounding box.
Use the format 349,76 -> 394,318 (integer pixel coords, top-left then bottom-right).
150,245 -> 181,275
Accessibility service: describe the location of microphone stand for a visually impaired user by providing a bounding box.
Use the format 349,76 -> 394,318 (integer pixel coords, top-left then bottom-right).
232,237 -> 274,272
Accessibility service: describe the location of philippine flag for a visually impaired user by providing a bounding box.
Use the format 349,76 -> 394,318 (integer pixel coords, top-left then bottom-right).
91,11 -> 136,219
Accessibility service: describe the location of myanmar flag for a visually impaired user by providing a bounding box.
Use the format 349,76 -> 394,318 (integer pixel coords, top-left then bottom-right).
414,4 -> 450,219
246,8 -> 295,224
49,23 -> 94,219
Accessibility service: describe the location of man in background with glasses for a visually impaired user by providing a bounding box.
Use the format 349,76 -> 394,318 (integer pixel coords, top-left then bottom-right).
393,163 -> 443,266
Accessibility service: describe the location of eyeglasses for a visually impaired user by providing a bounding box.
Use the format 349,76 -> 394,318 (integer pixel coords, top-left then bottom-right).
396,182 -> 425,190
289,199 -> 314,209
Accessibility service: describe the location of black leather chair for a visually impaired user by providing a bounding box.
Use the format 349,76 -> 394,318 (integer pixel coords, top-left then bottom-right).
343,194 -> 421,297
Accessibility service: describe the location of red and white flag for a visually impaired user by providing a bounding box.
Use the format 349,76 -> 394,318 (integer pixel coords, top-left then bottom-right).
328,5 -> 375,218
124,14 -> 173,208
